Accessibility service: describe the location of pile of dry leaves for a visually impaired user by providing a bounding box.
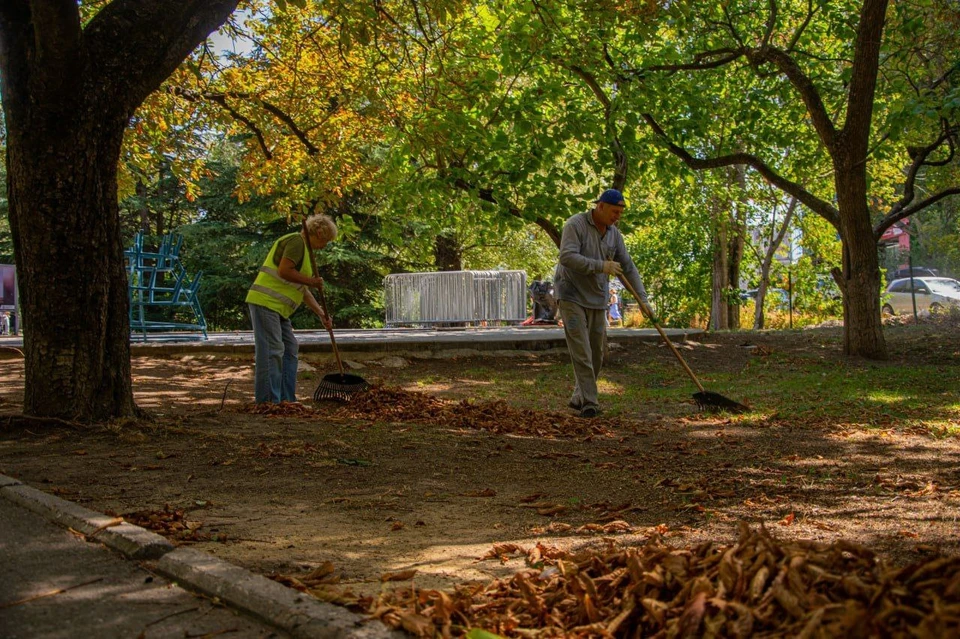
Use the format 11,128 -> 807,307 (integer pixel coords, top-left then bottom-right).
119,505 -> 225,543
237,401 -> 318,417
332,386 -> 619,439
287,523 -> 959,637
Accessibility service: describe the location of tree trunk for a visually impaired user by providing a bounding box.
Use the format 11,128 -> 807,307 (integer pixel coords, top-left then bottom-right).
727,166 -> 747,330
7,117 -> 138,420
136,179 -> 151,234
710,195 -> 729,330
434,232 -> 463,271
836,175 -> 887,359
0,0 -> 239,421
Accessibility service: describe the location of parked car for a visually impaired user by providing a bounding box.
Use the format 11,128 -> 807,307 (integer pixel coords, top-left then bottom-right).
742,287 -> 791,311
882,277 -> 960,315
891,266 -> 938,280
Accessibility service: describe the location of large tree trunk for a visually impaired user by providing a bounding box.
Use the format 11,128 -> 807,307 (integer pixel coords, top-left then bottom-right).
0,0 -> 239,421
7,118 -> 137,419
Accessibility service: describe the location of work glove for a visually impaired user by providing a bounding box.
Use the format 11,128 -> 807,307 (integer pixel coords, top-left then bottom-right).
602,261 -> 623,276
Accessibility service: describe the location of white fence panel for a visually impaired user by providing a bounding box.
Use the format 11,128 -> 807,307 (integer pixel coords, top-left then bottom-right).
385,270 -> 527,327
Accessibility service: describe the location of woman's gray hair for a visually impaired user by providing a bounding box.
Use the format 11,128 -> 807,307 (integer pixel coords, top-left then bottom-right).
305,213 -> 338,242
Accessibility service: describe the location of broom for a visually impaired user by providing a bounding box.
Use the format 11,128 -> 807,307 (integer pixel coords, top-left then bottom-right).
619,276 -> 750,414
300,220 -> 369,402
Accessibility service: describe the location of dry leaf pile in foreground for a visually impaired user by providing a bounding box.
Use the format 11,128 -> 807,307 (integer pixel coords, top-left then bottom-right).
330,523 -> 959,637
332,386 -> 619,439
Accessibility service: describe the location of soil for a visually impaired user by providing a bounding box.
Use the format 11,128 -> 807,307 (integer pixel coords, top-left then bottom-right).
2,324 -> 959,600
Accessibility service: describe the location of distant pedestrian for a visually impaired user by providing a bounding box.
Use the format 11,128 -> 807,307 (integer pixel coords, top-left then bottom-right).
0,312 -> 8,335
246,214 -> 336,404
608,289 -> 622,327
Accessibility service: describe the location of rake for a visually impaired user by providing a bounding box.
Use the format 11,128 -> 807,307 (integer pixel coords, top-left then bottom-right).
300,220 -> 369,402
618,277 -> 750,414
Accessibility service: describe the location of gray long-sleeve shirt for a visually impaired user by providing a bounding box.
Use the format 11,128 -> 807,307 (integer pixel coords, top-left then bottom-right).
554,210 -> 649,310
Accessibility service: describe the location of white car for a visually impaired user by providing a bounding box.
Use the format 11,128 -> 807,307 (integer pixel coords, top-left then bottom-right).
883,277 -> 960,315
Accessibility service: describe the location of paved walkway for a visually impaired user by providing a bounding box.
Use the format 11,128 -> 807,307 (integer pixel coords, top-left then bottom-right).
1,326 -> 703,358
0,476 -> 402,639
0,496 -> 285,639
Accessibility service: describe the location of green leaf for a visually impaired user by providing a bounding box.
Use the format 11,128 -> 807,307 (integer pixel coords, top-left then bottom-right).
466,630 -> 506,639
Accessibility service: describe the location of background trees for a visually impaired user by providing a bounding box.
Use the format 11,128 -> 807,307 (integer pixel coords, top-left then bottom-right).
1,0 -> 958,420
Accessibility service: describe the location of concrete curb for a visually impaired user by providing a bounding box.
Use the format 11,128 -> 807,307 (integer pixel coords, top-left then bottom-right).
157,548 -> 403,639
0,473 -> 404,638
0,480 -> 174,559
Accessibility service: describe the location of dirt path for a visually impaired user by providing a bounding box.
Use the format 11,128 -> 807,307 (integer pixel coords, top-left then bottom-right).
2,325 -> 959,597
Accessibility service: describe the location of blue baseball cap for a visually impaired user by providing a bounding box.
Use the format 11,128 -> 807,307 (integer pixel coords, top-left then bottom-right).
594,189 -> 626,207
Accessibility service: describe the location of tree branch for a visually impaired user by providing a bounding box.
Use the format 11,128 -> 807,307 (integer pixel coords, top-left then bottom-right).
885,125 -> 957,220
748,46 -> 837,149
840,0 -> 889,157
169,86 -> 272,159
83,0 -> 239,117
875,188 -> 960,238
260,99 -> 320,155
760,0 -> 777,49
631,49 -> 744,75
451,178 -> 561,247
642,112 -> 841,228
786,0 -> 820,52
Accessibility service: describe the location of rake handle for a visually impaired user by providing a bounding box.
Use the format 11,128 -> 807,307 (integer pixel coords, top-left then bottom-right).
301,220 -> 345,377
617,276 -> 706,394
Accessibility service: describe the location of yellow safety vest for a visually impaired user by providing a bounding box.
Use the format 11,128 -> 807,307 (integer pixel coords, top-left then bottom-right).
245,232 -> 313,318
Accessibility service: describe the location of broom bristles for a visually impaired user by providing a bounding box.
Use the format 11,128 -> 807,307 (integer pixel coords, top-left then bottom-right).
693,391 -> 750,414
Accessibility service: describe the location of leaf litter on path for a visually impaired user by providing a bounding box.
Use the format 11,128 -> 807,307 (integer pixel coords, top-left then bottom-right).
307,522 -> 960,637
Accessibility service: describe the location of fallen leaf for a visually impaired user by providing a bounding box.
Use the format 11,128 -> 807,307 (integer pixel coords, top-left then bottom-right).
381,569 -> 418,582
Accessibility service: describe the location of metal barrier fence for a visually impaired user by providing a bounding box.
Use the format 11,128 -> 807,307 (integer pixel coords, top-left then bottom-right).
384,270 -> 527,327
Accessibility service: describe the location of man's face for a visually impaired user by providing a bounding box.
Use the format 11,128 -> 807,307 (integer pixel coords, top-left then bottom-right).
596,201 -> 625,226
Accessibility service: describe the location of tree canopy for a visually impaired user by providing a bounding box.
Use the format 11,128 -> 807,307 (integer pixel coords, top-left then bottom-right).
1,0 -> 958,419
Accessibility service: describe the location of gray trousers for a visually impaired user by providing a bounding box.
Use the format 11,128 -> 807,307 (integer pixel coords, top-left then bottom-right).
559,300 -> 607,410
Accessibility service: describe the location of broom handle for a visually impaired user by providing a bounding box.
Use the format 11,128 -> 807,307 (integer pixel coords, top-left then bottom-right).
301,220 -> 345,376
618,276 -> 706,394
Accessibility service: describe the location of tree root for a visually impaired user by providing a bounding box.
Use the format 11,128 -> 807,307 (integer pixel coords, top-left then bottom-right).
1,414 -> 90,432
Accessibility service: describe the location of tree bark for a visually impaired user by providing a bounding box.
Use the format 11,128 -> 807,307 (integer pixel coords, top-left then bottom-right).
727,166 -> 747,330
710,193 -> 729,331
0,0 -> 239,421
836,173 -> 887,358
7,118 -> 138,419
434,232 -> 463,271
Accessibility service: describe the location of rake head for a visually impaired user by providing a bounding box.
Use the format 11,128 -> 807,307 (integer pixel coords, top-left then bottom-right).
693,391 -> 751,414
313,372 -> 370,403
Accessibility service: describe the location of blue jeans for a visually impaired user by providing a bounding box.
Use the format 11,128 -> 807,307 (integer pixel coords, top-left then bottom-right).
249,303 -> 299,404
